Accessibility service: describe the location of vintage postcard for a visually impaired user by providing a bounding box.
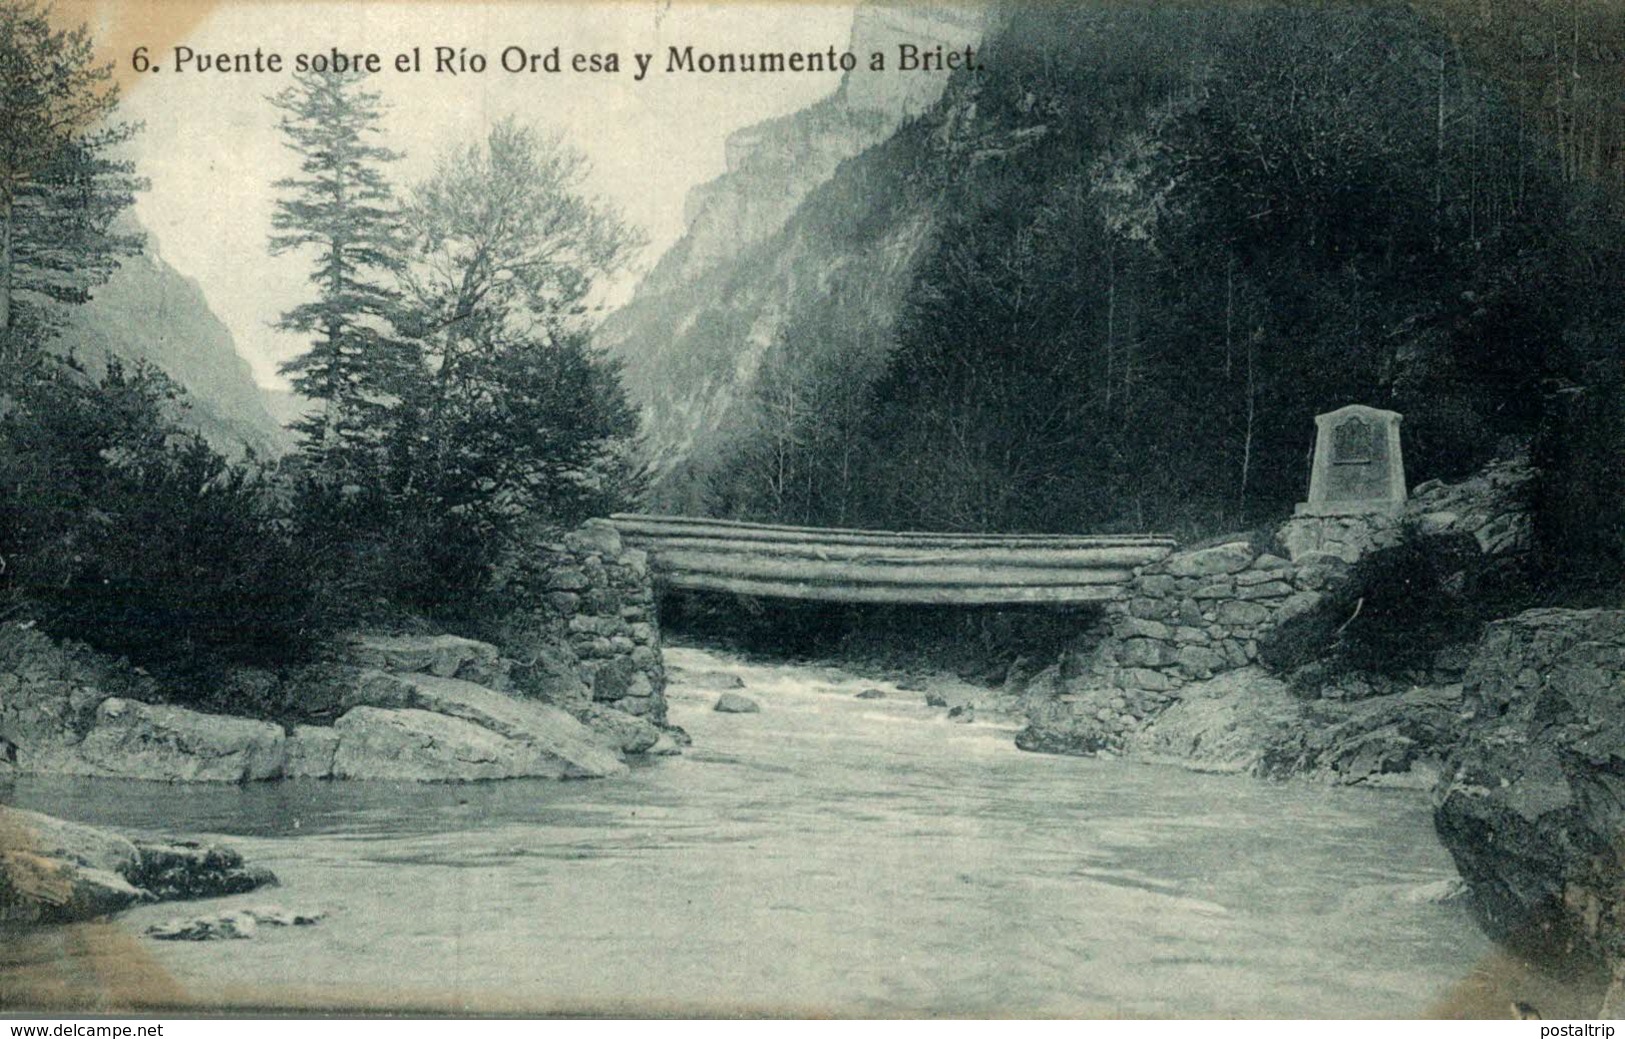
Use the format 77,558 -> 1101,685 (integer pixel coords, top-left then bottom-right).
1,0 -> 1623,1020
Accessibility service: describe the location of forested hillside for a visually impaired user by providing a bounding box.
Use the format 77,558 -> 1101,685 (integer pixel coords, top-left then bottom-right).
621,1 -> 1624,593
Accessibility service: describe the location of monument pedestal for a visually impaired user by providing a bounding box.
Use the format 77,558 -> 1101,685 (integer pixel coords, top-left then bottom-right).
1280,405 -> 1408,563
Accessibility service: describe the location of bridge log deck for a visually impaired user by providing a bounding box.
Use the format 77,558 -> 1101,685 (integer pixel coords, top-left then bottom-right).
606,514 -> 1176,606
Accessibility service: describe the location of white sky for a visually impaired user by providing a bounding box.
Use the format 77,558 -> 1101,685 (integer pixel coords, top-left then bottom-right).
118,2 -> 858,389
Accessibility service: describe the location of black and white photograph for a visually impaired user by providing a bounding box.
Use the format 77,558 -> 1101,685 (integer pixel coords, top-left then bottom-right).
1,0 -> 1624,1020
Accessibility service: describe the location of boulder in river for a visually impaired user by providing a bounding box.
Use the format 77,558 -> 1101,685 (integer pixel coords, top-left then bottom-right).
1121,667 -> 1303,774
146,910 -> 258,941
1433,608 -> 1625,967
61,698 -> 286,783
323,706 -> 626,782
0,805 -> 275,925
146,904 -> 325,940
646,733 -> 683,756
0,803 -> 138,876
713,692 -> 760,714
0,851 -> 150,924
577,703 -> 663,755
343,671 -> 628,777
126,840 -> 278,901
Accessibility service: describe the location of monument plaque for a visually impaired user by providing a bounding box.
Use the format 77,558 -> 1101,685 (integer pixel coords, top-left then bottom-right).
1294,404 -> 1406,516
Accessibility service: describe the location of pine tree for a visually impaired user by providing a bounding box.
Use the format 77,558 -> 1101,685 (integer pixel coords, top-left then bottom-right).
0,0 -> 143,362
267,67 -> 410,483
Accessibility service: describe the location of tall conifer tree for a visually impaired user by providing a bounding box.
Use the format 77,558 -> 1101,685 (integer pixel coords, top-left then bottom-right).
0,0 -> 143,362
268,68 -> 410,482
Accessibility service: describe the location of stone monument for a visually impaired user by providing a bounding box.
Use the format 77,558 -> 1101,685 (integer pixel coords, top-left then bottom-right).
1279,404 -> 1407,562
1294,404 -> 1406,516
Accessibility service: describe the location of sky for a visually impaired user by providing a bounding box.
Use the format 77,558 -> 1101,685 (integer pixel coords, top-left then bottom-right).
115,2 -> 858,389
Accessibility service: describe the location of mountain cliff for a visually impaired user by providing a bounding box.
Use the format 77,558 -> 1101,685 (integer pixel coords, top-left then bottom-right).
59,227 -> 288,458
599,1 -> 1625,554
595,1 -> 984,502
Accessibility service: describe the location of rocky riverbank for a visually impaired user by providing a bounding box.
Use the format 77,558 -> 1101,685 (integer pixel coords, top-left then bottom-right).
1016,447 -> 1537,783
0,805 -> 274,926
1007,447 -> 1625,1010
0,520 -> 679,785
0,625 -> 681,785
1434,608 -> 1625,974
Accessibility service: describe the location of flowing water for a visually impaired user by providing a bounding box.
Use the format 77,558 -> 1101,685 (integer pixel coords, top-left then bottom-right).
1,645 -> 1492,1016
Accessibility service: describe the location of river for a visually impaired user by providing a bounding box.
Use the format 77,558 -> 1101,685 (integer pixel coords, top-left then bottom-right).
0,645 -> 1491,1016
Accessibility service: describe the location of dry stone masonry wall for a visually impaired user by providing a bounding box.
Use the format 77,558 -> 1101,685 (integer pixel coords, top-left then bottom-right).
525,519 -> 668,724
1019,540 -> 1338,754
1019,448 -> 1534,756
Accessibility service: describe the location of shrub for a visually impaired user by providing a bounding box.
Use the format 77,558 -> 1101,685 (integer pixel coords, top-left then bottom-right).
0,358 -> 333,681
1259,529 -> 1533,679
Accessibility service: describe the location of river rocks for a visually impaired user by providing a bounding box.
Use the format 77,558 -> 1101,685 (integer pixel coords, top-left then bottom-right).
327,671 -> 630,778
1263,684 -> 1465,787
323,707 -> 554,782
0,806 -> 275,925
0,560 -> 662,787
342,634 -> 512,692
126,840 -> 278,901
714,692 -> 760,713
283,725 -> 341,779
1123,668 -> 1303,774
146,910 -> 258,941
577,703 -> 663,755
0,805 -> 139,876
1433,608 -> 1625,966
305,703 -> 627,782
0,851 -> 150,924
60,699 -> 286,783
146,904 -> 325,941
646,733 -> 683,756
290,652 -> 639,781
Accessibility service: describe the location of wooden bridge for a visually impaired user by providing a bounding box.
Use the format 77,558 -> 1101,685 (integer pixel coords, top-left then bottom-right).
607,514 -> 1177,606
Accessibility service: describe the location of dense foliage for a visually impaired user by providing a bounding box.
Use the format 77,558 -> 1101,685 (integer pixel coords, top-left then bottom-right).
702,2 -> 1624,599
0,360 -> 331,675
266,80 -> 646,620
1258,530 -> 1525,678
0,5 -> 647,688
